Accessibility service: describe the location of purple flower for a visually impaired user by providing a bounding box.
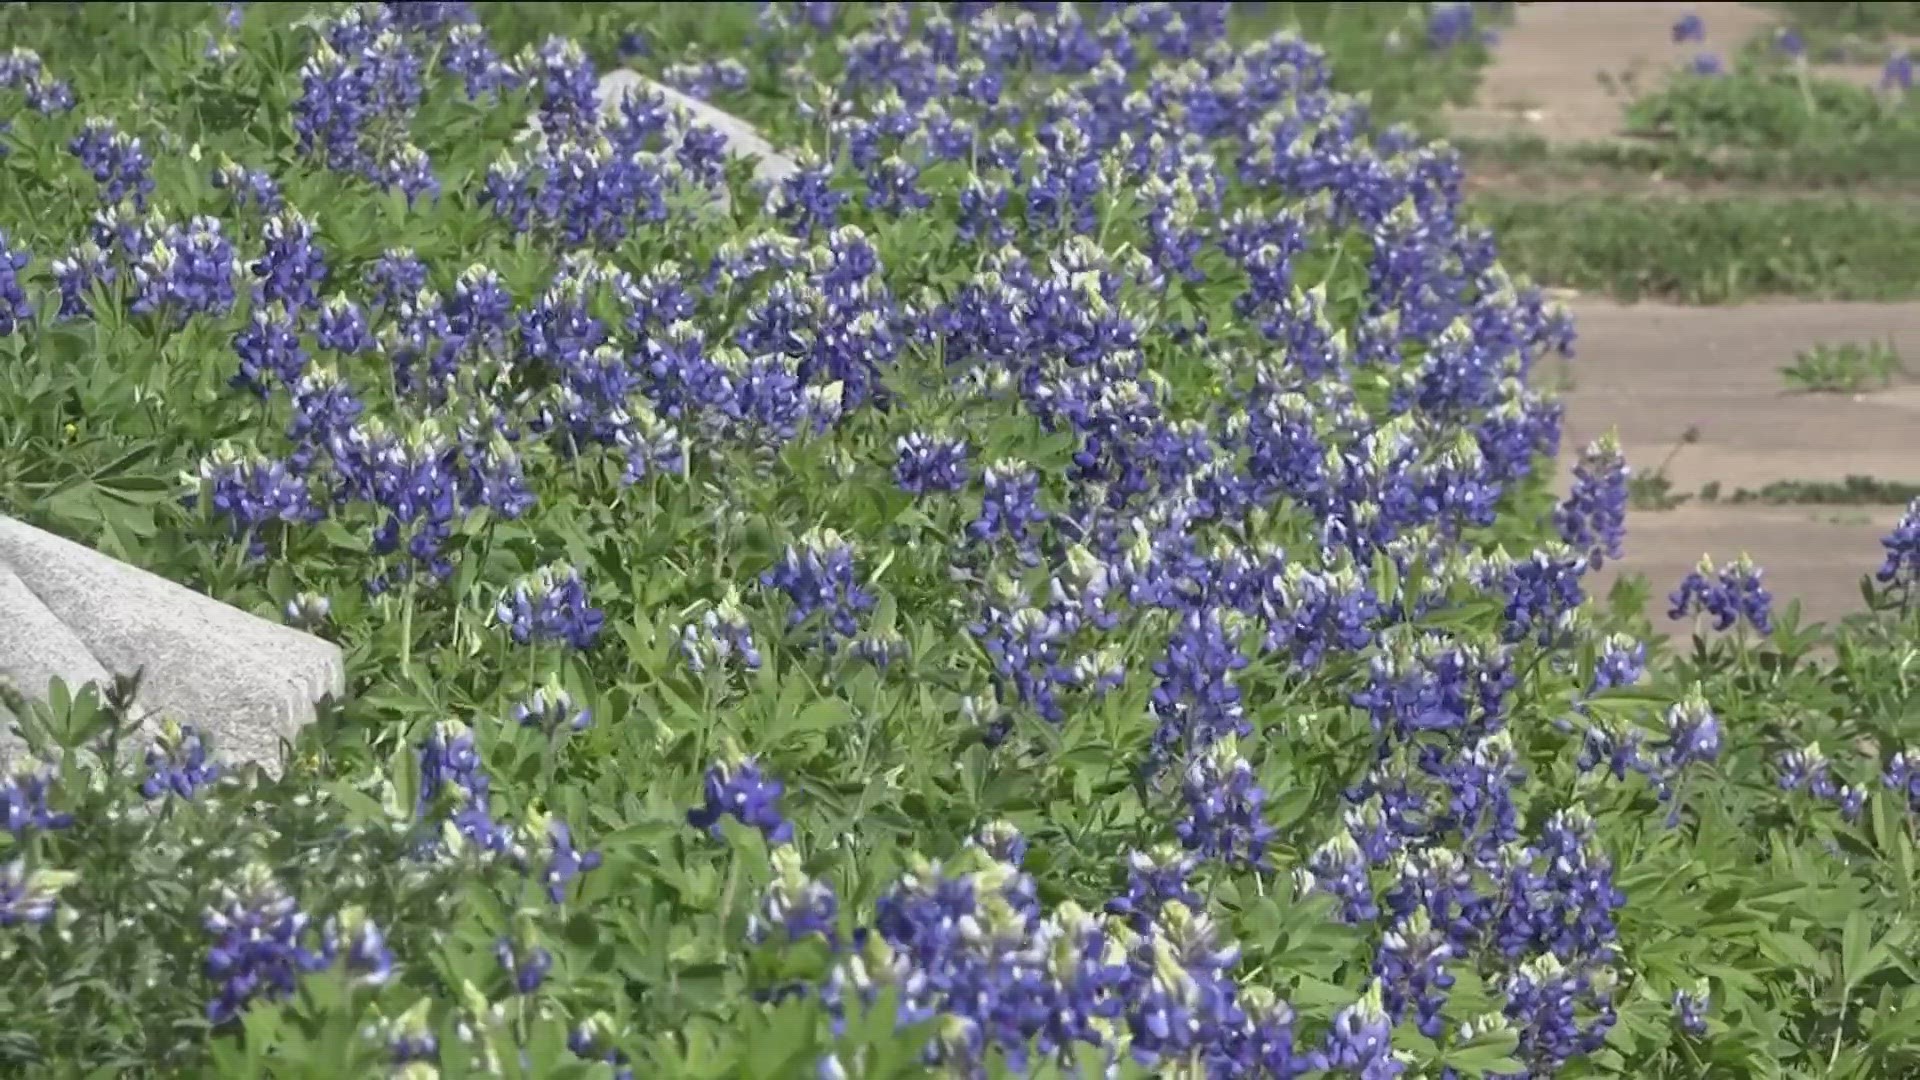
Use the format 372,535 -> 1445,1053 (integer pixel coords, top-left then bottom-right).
760,528 -> 875,650
0,228 -> 30,335
2,765 -> 74,835
688,751 -> 795,845
131,216 -> 240,326
680,592 -> 763,674
1671,12 -> 1706,43
1308,983 -> 1404,1078
50,240 -> 112,321
1877,498 -> 1920,591
203,865 -> 331,1024
212,158 -> 284,213
252,209 -> 328,311
1174,739 -> 1276,871
512,677 -> 592,736
495,935 -> 554,995
1886,51 -> 1914,93
494,562 -> 605,650
1673,984 -> 1709,1037
141,719 -> 222,801
1668,553 -> 1771,634
67,116 -> 154,207
230,303 -> 310,396
750,845 -> 840,946
893,432 -> 970,495
0,860 -> 74,927
1556,434 -> 1627,570
1691,52 -> 1724,76
1775,27 -> 1805,59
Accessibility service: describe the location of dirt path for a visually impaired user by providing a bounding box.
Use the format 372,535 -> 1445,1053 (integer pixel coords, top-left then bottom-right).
1552,299 -> 1920,631
1447,2 -> 1778,143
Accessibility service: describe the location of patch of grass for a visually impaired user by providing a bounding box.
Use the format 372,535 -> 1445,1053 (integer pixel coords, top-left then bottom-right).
1699,475 -> 1920,506
1624,65 -> 1916,150
1780,339 -> 1907,393
1474,194 -> 1920,302
1459,130 -> 1920,188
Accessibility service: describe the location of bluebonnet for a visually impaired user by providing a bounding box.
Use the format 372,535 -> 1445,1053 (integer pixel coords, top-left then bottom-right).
67,117 -> 154,207
1668,553 -> 1772,634
1,47 -> 75,114
461,430 -> 536,519
1298,832 -> 1379,923
688,750 -> 795,845
749,845 -> 840,946
203,864 -> 331,1024
1691,53 -> 1724,76
322,905 -> 396,986
968,460 -> 1049,558
194,443 -> 323,558
1427,3 -> 1482,50
495,934 -> 554,995
1555,433 -> 1628,570
1775,27 -> 1806,59
50,240 -> 111,321
284,591 -> 332,630
252,209 -> 328,310
315,294 -> 375,354
1492,806 -> 1626,963
416,718 -> 485,817
1498,955 -> 1619,1074
1777,743 -> 1865,822
969,584 -> 1072,725
212,156 -> 283,212
768,149 -> 847,237
0,229 -> 29,335
1174,738 -> 1276,871
2,765 -> 74,835
893,432 -> 970,494
510,811 -> 603,904
1373,907 -> 1455,1039
286,362 -> 364,470
494,562 -> 605,650
445,23 -> 512,99
760,528 -> 875,650
1673,982 -> 1710,1037
1306,982 -> 1405,1078
1150,606 -> 1253,762
131,216 -> 241,326
1875,498 -> 1920,591
1,860 -> 75,927
1884,749 -> 1920,813
379,143 -> 440,206
1671,12 -> 1706,44
1886,50 -> 1914,93
511,676 -> 592,735
230,303 -> 309,395
376,1000 -> 439,1065
341,419 -> 461,588
568,1013 -> 636,1080
365,248 -> 428,310
141,718 -> 222,800
1588,632 -> 1646,696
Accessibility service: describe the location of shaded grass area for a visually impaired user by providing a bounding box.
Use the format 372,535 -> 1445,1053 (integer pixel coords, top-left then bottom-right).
1457,132 -> 1920,190
1474,195 -> 1920,303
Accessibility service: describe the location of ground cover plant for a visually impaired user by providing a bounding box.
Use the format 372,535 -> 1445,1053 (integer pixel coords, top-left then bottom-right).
1455,6 -> 1920,300
3,3 -> 1920,1079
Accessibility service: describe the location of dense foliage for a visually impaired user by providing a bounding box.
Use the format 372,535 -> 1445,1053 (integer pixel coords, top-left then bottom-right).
2,3 -> 1919,1079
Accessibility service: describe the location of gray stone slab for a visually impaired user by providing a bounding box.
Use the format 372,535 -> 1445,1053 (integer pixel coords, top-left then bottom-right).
0,515 -> 344,771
